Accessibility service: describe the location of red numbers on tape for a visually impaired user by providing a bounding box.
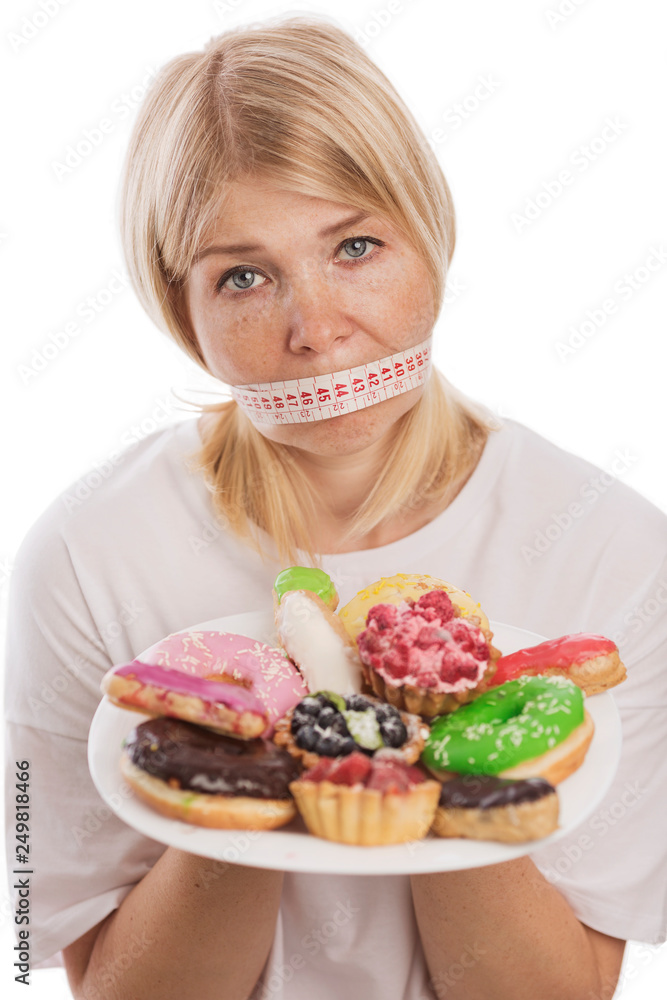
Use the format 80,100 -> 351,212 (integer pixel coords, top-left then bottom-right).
231,338 -> 431,423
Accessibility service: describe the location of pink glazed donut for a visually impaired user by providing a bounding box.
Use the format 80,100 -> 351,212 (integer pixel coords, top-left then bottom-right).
101,629 -> 308,739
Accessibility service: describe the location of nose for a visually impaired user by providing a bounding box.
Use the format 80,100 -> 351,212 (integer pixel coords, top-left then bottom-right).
284,273 -> 354,355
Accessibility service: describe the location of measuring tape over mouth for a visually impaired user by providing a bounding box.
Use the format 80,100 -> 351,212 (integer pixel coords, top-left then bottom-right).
230,336 -> 433,425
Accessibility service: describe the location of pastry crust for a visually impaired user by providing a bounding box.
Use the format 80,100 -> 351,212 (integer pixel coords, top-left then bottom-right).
103,673 -> 266,739
273,697 -> 430,768
362,653 -> 500,718
499,709 -> 595,785
120,754 -> 296,830
289,777 -> 441,845
475,650 -> 626,698
101,631 -> 307,740
555,650 -> 626,696
431,790 -> 559,843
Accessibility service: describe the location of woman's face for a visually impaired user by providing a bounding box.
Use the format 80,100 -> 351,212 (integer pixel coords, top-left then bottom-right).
181,176 -> 437,457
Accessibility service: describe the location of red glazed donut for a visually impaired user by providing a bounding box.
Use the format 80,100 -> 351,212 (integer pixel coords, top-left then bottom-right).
485,633 -> 626,696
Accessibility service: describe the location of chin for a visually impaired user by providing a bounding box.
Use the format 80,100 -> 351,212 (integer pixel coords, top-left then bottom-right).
254,387 -> 424,457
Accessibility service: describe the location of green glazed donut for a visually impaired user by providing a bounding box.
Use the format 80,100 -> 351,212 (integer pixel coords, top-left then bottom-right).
273,566 -> 337,607
421,675 -> 585,776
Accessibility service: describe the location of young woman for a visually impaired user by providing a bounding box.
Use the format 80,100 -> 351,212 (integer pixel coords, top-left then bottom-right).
5,16 -> 666,1000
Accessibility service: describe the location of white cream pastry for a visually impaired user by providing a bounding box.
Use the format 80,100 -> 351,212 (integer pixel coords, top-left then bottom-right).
275,589 -> 363,695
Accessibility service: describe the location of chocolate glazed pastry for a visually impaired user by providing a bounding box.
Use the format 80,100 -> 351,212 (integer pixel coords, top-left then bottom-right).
121,717 -> 302,829
125,717 -> 300,797
431,774 -> 559,843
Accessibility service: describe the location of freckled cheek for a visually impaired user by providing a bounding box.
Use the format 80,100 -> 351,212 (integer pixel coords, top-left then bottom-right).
359,263 -> 435,336
390,298 -> 432,340
395,269 -> 436,331
196,301 -> 282,382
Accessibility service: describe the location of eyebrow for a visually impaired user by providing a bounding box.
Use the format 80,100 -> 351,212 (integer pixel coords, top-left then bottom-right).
194,210 -> 372,263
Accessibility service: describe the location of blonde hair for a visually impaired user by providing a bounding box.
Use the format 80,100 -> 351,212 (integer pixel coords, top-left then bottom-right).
119,13 -> 498,564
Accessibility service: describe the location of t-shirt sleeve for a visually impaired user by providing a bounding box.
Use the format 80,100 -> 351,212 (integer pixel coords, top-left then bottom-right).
3,508 -> 166,967
530,554 -> 667,945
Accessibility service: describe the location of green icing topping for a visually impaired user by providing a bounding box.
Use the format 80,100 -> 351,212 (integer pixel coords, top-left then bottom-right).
274,566 -> 336,604
317,690 -> 346,712
342,709 -> 385,751
421,675 -> 584,776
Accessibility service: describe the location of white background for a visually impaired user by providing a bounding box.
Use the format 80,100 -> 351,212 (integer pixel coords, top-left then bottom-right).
1,0 -> 666,996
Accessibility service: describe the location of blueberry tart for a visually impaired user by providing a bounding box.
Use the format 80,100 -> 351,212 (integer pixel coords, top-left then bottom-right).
272,690 -> 429,768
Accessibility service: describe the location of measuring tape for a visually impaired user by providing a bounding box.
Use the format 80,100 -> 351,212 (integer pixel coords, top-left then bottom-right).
230,337 -> 432,425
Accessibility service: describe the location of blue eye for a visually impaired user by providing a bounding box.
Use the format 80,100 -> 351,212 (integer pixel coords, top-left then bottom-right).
216,268 -> 268,293
338,236 -> 386,261
341,238 -> 369,258
216,236 -> 385,293
230,270 -> 255,289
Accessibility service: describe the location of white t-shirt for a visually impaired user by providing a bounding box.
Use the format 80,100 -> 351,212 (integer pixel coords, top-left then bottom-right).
4,413 -> 667,999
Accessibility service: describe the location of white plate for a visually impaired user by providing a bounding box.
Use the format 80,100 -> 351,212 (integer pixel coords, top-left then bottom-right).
88,613 -> 622,874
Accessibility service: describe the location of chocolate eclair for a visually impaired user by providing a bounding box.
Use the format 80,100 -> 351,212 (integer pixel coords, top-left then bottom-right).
431,774 -> 559,843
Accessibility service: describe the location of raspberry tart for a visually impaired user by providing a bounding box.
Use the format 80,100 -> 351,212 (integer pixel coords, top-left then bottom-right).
356,590 -> 500,717
289,749 -> 441,845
